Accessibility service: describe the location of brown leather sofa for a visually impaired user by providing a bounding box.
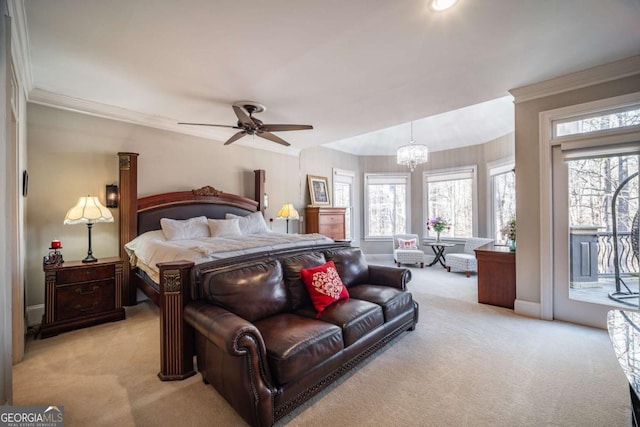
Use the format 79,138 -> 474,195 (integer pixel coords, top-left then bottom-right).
184,247 -> 419,426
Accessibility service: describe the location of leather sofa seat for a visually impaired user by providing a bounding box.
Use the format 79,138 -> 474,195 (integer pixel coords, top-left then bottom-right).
348,285 -> 414,322
295,298 -> 384,346
255,313 -> 343,386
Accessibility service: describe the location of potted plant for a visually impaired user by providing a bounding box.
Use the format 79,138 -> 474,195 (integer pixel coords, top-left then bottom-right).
427,217 -> 450,242
501,218 -> 516,251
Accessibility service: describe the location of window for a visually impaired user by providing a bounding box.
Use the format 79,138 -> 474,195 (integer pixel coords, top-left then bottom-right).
365,173 -> 410,238
333,168 -> 355,240
554,104 -> 640,137
489,161 -> 515,242
424,166 -> 476,238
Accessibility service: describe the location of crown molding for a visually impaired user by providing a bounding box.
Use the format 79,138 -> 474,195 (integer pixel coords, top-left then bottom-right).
7,0 -> 34,94
28,88 -> 301,157
509,55 -> 640,104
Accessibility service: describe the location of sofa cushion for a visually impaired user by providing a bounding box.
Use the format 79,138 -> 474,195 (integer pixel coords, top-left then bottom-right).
324,248 -> 369,287
254,313 -> 343,386
281,252 -> 327,310
301,261 -> 349,316
200,260 -> 287,322
348,285 -> 414,322
296,298 -> 384,347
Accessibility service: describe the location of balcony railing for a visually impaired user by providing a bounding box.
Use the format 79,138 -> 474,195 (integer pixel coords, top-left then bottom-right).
597,231 -> 639,276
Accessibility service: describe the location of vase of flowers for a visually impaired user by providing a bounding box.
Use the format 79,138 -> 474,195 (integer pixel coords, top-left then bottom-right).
501,218 -> 516,251
427,217 -> 450,242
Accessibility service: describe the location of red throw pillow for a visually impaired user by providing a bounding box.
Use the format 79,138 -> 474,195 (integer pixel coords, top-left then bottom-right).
300,261 -> 349,316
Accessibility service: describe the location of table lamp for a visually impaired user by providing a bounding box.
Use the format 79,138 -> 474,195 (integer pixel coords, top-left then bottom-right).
64,196 -> 114,262
276,203 -> 299,233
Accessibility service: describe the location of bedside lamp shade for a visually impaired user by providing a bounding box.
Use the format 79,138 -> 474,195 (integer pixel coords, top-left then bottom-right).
276,203 -> 299,233
64,196 -> 113,262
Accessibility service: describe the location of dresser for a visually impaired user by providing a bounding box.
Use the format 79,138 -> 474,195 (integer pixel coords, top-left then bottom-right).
305,207 -> 346,240
41,256 -> 126,338
474,243 -> 516,309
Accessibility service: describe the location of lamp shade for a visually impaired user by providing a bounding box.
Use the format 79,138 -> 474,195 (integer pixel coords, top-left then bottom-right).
276,203 -> 299,220
64,196 -> 114,224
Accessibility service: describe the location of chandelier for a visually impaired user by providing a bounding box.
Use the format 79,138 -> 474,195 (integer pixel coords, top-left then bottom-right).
397,121 -> 428,171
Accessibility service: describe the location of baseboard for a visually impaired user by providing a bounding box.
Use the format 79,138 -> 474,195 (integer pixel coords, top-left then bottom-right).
514,299 -> 541,319
26,304 -> 44,327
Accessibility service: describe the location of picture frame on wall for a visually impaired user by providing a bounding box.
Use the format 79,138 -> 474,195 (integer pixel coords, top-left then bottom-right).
307,175 -> 331,206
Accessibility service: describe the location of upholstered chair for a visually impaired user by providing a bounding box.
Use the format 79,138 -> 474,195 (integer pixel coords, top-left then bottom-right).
393,234 -> 425,268
445,237 -> 493,277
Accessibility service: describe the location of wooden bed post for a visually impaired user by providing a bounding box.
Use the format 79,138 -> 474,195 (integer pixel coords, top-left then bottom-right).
254,169 -> 266,214
118,152 -> 139,306
157,260 -> 196,381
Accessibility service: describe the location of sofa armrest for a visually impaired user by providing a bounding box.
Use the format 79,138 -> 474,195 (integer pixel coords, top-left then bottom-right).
368,265 -> 412,290
185,301 -> 275,426
185,301 -> 268,357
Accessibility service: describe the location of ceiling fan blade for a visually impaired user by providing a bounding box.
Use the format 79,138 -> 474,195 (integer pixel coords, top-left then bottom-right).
258,131 -> 291,146
224,131 -> 247,145
178,122 -> 240,129
260,124 -> 313,132
232,105 -> 256,128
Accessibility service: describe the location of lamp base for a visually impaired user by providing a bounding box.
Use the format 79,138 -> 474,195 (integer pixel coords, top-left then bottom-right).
82,254 -> 98,263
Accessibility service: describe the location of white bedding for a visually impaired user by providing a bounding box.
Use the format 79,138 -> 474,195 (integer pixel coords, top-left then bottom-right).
124,230 -> 334,284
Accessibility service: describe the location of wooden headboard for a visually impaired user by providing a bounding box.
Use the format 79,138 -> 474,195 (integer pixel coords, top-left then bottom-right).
117,152 -> 262,305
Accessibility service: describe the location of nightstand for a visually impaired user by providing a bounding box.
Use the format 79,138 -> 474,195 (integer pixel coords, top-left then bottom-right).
40,256 -> 126,338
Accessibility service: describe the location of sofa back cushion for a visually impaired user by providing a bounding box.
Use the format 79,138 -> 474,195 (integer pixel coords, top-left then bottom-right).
324,248 -> 369,287
199,260 -> 288,322
281,252 -> 327,310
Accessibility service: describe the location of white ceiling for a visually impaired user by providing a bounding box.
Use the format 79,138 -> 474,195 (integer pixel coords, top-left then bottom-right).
20,0 -> 640,155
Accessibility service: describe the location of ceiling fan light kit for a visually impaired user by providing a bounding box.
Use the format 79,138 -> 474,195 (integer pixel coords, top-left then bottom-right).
178,101 -> 313,147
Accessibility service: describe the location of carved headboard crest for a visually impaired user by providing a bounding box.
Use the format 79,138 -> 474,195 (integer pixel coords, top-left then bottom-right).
192,186 -> 223,197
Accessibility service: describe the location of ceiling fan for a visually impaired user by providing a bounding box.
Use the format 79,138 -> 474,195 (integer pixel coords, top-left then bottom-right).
178,101 -> 313,146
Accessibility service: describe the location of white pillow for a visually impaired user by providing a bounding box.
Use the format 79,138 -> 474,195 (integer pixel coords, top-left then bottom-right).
226,211 -> 270,235
160,216 -> 210,241
207,218 -> 242,238
397,238 -> 418,249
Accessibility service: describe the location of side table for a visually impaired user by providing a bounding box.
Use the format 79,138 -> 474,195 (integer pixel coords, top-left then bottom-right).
426,242 -> 455,267
41,256 -> 126,338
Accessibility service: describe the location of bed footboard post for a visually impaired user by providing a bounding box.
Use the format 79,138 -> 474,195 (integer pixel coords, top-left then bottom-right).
157,260 -> 196,381
118,152 -> 139,306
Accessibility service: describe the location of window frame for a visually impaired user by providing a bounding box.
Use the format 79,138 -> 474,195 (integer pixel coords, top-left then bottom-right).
422,165 -> 478,240
332,168 -> 355,241
364,172 -> 411,240
487,158 -> 515,243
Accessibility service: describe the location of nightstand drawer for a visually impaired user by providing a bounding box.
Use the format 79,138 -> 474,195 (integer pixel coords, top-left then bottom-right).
56,280 -> 115,321
57,264 -> 114,284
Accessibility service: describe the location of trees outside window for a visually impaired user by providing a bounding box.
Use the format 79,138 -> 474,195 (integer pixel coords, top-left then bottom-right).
489,162 -> 515,242
365,174 -> 409,238
424,167 -> 476,238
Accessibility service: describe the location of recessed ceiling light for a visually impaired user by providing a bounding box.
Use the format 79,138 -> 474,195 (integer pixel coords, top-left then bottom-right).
431,0 -> 458,11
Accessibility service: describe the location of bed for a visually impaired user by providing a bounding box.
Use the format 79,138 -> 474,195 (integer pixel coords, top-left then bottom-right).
116,152 -> 349,380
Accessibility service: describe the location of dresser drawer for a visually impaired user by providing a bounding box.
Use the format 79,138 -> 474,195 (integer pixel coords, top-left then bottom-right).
56,280 -> 115,321
57,264 -> 114,284
321,224 -> 344,240
319,214 -> 343,226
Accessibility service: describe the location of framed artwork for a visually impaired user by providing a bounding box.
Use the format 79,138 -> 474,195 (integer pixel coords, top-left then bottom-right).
307,175 -> 331,206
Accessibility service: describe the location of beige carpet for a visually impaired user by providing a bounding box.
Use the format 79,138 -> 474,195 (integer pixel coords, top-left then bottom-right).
13,259 -> 632,426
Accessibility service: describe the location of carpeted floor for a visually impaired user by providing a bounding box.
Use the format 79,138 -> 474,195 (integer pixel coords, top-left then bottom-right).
13,257 -> 632,426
